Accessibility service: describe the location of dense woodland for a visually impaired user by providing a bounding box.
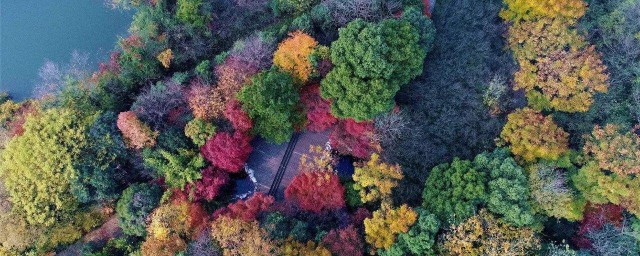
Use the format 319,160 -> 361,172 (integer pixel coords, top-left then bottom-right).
1,0 -> 640,255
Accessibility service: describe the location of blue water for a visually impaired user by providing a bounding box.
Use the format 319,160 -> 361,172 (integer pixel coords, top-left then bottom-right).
0,0 -> 132,100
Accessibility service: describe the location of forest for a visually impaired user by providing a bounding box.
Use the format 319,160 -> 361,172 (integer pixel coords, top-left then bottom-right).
0,0 -> 639,255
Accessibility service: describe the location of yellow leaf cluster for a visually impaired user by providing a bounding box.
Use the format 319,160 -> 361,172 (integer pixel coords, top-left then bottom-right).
514,46 -> 608,112
273,30 -> 318,83
298,145 -> 334,173
583,124 -> 640,176
157,48 -> 173,69
500,108 -> 569,162
147,202 -> 191,240
443,209 -> 540,256
352,153 -> 403,204
210,216 -> 278,256
364,204 -> 417,250
500,0 -> 587,22
507,17 -> 586,62
282,239 -> 331,256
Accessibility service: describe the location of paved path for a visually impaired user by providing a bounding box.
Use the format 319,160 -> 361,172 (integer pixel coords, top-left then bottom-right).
246,130 -> 331,199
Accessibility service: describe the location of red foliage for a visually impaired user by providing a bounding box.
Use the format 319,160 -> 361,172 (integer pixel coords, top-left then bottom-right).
189,167 -> 230,201
284,171 -> 346,213
98,51 -> 121,75
121,34 -> 143,51
188,202 -> 210,237
329,118 -> 380,159
223,99 -> 253,133
7,101 -> 38,137
213,192 -> 274,221
351,207 -> 372,227
201,131 -> 253,173
321,225 -> 365,256
574,203 -> 624,249
301,84 -> 337,132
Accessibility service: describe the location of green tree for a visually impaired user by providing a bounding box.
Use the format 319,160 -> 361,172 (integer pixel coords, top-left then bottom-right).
378,208 -> 440,256
422,158 -> 486,226
143,148 -> 205,189
572,162 -> 640,217
238,69 -> 303,143
0,108 -> 90,226
475,148 -> 537,227
116,183 -> 162,237
176,0 -> 211,29
321,18 -> 425,121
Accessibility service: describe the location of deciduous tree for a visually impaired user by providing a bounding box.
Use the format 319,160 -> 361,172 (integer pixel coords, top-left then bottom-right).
284,171 -> 346,213
184,118 -> 216,146
210,216 -> 278,256
301,84 -> 337,132
442,209 -> 541,255
378,208 -> 439,256
352,153 -> 403,204
117,111 -> 158,149
364,204 -> 417,250
143,148 -> 205,189
500,108 -> 569,162
273,31 -> 318,83
528,161 -> 585,221
214,193 -> 274,221
201,131 -> 253,173
329,118 -> 380,159
500,0 -> 587,22
572,162 -> 640,217
223,99 -> 253,133
187,80 -> 224,121
583,124 -> 640,176
0,108 -> 88,226
190,166 -> 229,201
321,225 -> 364,256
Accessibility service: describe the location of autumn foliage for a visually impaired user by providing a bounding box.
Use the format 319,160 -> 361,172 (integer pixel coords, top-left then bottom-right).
213,192 -> 274,221
201,131 -> 253,173
210,216 -> 278,256
189,167 -> 229,201
284,171 -> 345,213
573,203 -> 624,249
116,111 -> 157,149
353,153 -> 403,204
214,56 -> 260,102
301,84 -> 337,132
364,204 -> 417,250
329,118 -> 380,159
142,200 -> 208,256
500,108 -> 569,162
223,99 -> 253,133
583,124 -> 640,176
514,46 -> 608,112
500,0 -> 587,22
187,80 -> 224,120
273,31 -> 318,83
442,209 -> 541,255
321,225 -> 364,256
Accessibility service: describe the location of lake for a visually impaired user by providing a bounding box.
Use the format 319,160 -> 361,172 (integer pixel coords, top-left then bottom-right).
0,0 -> 133,101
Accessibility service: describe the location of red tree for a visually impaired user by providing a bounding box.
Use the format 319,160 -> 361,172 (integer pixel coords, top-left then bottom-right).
321,225 -> 364,256
213,192 -> 274,221
301,84 -> 337,132
223,99 -> 253,133
284,171 -> 346,213
201,131 -> 253,173
329,118 -> 380,159
189,167 -> 230,201
573,203 -> 624,249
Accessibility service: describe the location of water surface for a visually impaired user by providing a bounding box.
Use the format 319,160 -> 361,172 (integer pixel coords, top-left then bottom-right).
1,0 -> 132,100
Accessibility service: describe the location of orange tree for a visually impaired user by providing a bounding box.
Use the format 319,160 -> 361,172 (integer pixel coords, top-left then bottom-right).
500,108 -> 569,162
273,31 -> 318,83
210,216 -> 279,256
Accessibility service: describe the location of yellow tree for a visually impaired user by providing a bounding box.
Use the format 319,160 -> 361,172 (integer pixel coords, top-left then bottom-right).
514,46 -> 609,112
352,153 -> 403,204
583,124 -> 640,176
157,49 -> 173,69
500,108 -> 569,162
500,0 -> 587,22
281,239 -> 331,256
210,216 -> 279,256
273,30 -> 318,83
364,204 -> 417,250
442,209 -> 541,255
507,17 -> 586,62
